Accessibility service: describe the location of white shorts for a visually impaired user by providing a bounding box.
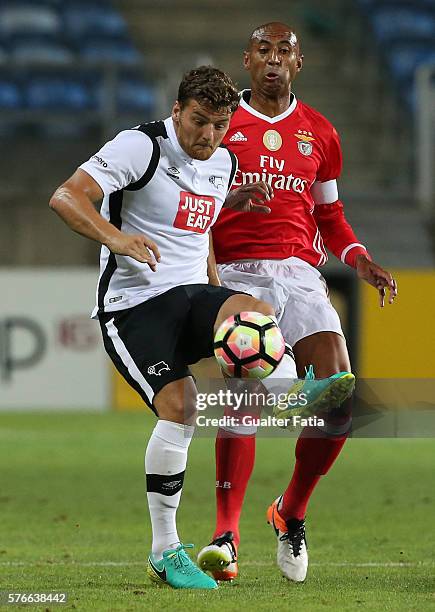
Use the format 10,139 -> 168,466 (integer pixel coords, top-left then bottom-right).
217,257 -> 344,346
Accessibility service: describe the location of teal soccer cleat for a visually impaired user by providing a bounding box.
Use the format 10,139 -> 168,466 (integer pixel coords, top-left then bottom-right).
147,543 -> 218,589
273,365 -> 355,423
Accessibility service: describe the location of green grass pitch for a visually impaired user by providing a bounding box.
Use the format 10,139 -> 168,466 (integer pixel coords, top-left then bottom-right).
1,412 -> 434,611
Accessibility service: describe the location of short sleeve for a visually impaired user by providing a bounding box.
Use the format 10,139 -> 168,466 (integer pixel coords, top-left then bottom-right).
317,126 -> 343,183
79,129 -> 154,196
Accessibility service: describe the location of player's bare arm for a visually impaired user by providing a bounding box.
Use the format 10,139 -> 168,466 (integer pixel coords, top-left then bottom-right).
224,180 -> 273,213
207,233 -> 221,287
49,169 -> 160,271
355,254 -> 398,307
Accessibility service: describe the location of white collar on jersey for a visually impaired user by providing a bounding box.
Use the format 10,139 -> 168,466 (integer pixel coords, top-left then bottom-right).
164,116 -> 195,164
239,89 -> 298,124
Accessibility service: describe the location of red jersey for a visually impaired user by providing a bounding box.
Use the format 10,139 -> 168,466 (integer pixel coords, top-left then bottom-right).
213,90 -> 369,268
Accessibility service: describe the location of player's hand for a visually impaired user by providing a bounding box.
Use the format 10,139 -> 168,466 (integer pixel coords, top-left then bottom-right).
355,255 -> 397,307
224,181 -> 273,214
105,232 -> 161,271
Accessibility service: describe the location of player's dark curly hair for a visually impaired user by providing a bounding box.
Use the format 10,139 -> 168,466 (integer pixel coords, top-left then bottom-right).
178,66 -> 240,113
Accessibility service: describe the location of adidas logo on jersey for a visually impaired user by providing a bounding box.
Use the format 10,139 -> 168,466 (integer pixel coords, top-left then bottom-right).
229,131 -> 248,142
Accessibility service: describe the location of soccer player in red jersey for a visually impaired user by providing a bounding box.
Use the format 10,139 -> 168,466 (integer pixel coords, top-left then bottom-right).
198,22 -> 397,582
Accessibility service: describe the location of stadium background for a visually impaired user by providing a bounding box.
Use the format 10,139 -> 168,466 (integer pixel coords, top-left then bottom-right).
1,1 -> 434,609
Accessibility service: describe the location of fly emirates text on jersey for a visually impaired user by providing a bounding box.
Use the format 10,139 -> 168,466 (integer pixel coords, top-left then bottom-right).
233,155 -> 308,194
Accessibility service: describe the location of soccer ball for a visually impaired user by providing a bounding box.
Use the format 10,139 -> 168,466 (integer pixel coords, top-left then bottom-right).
213,311 -> 285,378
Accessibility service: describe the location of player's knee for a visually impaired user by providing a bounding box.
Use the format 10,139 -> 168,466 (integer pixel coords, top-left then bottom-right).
171,399 -> 185,422
215,294 -> 275,333
157,399 -> 196,424
154,378 -> 198,424
154,391 -> 197,424
246,297 -> 275,318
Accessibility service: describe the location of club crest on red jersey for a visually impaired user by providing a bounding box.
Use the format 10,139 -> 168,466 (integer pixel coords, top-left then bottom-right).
297,141 -> 313,156
295,130 -> 315,156
263,130 -> 282,152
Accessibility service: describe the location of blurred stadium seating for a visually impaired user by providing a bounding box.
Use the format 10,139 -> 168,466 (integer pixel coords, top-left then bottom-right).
0,0 -> 156,135
0,0 -> 433,269
356,0 -> 435,210
356,0 -> 435,106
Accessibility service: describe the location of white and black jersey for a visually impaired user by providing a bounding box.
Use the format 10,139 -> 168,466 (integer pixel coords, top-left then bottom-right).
79,117 -> 237,318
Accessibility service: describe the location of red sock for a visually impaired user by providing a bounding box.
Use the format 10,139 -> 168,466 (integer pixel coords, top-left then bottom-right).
214,428 -> 256,548
280,427 -> 348,521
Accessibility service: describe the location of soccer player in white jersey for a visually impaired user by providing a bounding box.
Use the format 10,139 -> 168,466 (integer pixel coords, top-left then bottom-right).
49,66 -> 293,590
198,24 -> 397,583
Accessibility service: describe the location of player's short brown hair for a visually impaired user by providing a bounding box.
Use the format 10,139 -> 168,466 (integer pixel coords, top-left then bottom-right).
177,66 -> 240,113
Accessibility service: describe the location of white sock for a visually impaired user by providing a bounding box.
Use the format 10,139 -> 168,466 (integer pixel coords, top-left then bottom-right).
145,419 -> 194,560
261,344 -> 298,397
